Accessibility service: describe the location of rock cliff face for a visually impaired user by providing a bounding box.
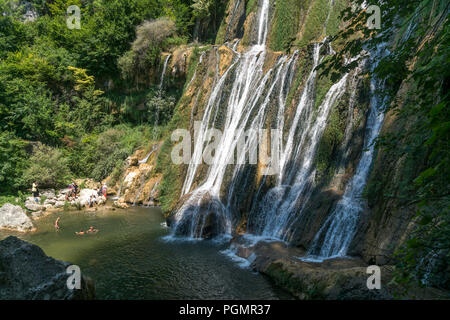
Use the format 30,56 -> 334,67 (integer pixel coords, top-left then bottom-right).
0,236 -> 95,300
154,0 -> 446,269
107,144 -> 162,207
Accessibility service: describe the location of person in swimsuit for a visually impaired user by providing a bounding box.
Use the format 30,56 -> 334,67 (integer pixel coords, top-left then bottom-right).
54,217 -> 60,231
86,226 -> 98,233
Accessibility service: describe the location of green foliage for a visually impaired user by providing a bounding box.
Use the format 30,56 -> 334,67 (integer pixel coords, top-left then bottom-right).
315,103 -> 345,180
146,91 -> 177,126
23,143 -> 72,189
246,0 -> 258,16
0,132 -> 28,193
66,125 -> 149,181
296,0 -> 330,48
0,194 -> 24,209
269,0 -> 301,52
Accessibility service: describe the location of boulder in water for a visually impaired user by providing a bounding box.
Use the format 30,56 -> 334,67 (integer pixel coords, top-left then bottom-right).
0,236 -> 95,299
0,203 -> 35,232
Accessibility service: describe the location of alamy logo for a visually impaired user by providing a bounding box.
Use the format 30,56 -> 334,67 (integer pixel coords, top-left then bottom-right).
366,265 -> 381,290
67,5 -> 81,30
366,5 -> 381,30
66,265 -> 81,290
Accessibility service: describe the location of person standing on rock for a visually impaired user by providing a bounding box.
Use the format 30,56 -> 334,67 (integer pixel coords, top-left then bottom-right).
102,184 -> 107,200
73,182 -> 79,197
32,182 -> 39,203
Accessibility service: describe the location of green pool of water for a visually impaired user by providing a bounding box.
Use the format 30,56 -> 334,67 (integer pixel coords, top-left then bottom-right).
0,206 -> 290,299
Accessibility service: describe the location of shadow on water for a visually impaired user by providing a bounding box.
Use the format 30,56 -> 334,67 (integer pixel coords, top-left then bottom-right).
0,206 -> 292,300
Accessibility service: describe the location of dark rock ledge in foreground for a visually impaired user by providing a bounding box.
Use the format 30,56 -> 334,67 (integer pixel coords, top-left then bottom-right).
0,236 -> 95,300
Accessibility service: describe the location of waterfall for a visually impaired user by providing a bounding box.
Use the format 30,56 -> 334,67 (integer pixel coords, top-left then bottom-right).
159,54 -> 171,91
248,64 -> 349,239
168,0 -> 380,242
138,148 -> 154,165
170,0 -> 273,238
305,45 -> 389,260
185,52 -> 205,90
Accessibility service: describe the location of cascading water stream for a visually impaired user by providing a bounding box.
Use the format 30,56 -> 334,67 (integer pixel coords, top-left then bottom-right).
170,0 -> 274,238
304,44 -> 389,260
159,54 -> 171,91
249,72 -> 349,240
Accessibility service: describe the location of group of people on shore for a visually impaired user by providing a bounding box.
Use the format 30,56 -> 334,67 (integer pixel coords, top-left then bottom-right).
65,181 -> 80,201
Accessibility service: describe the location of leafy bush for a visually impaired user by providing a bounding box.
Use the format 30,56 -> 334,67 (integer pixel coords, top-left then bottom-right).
0,132 -> 28,193
22,143 -> 72,189
146,91 -> 177,126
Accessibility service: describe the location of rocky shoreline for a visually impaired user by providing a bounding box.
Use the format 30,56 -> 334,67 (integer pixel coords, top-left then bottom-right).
229,236 -> 448,300
0,184 -> 109,232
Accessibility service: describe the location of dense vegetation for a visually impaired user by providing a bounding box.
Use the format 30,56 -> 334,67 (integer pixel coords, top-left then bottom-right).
0,0 -> 226,194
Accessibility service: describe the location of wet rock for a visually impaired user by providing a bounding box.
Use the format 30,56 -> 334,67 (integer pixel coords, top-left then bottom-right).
0,236 -> 95,300
231,238 -> 394,300
128,157 -> 139,167
113,199 -> 128,209
0,203 -> 35,232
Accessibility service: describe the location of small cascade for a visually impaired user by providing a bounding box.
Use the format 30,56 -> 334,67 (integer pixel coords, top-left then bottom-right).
248,71 -> 349,240
185,52 -> 205,90
146,181 -> 160,207
138,145 -> 157,165
159,54 -> 171,91
132,173 -> 147,206
305,44 -> 389,260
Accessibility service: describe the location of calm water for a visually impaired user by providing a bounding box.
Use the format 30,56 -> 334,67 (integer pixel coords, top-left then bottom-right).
0,206 -> 290,299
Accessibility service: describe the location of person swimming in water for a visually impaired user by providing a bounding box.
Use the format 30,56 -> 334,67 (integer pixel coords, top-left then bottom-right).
75,230 -> 85,235
54,217 -> 60,231
86,226 -> 98,233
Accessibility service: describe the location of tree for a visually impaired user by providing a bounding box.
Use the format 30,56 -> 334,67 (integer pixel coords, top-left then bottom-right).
22,143 -> 72,189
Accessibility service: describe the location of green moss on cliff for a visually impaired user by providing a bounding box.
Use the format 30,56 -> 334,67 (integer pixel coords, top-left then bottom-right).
315,84 -> 348,182
246,0 -> 258,16
325,0 -> 348,37
295,0 -> 347,49
269,0 -> 302,52
265,262 -> 326,299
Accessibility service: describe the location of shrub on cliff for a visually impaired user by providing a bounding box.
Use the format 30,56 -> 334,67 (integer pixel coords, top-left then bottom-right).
22,143 -> 72,189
